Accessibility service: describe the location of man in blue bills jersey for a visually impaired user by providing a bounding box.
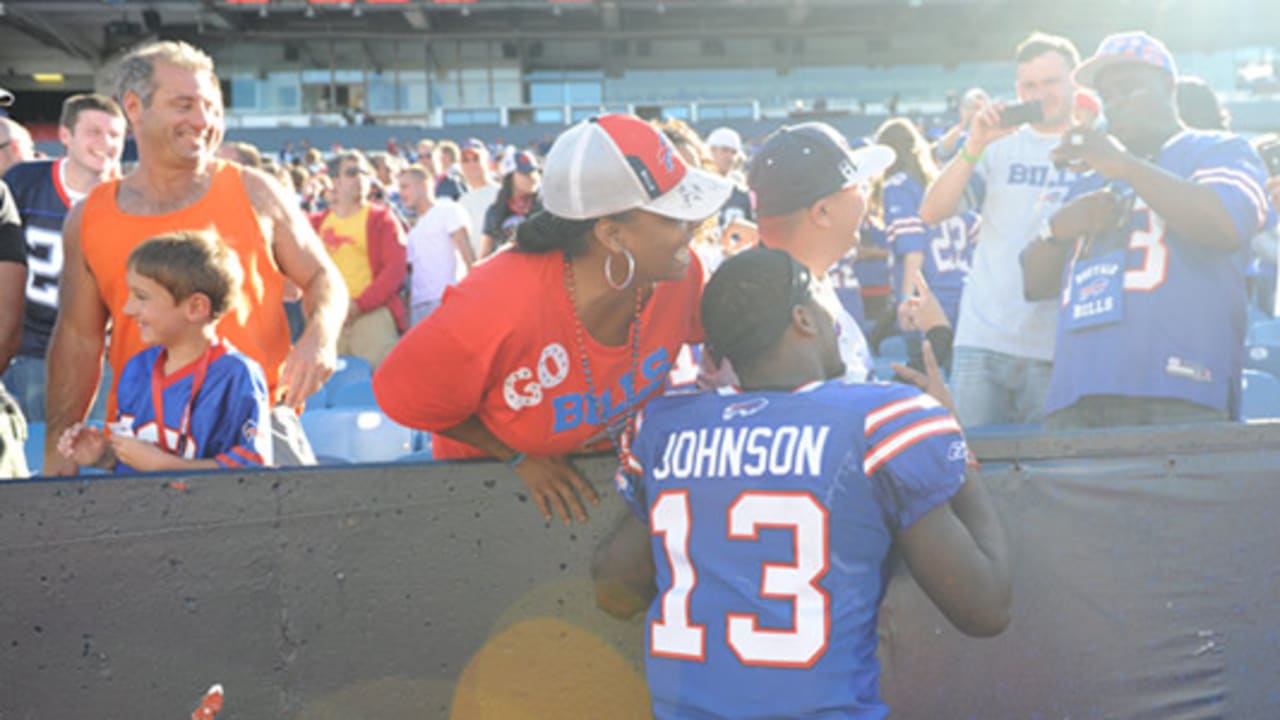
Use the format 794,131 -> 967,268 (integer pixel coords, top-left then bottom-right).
884,173 -> 981,330
593,247 -> 1010,719
1022,32 -> 1275,428
1,94 -> 125,422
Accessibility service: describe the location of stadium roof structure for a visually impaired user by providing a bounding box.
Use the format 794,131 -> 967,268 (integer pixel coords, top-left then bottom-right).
1,0 -> 1276,81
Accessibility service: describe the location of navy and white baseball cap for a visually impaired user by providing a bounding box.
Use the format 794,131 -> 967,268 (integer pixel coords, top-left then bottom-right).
0,86 -> 12,107
541,114 -> 732,221
499,149 -> 539,176
748,122 -> 895,218
1074,31 -> 1178,89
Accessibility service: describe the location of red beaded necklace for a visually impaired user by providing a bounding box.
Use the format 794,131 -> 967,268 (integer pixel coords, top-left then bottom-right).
563,252 -> 644,459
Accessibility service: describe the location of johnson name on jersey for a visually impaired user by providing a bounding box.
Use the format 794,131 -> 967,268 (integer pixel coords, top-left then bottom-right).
616,380 -> 966,720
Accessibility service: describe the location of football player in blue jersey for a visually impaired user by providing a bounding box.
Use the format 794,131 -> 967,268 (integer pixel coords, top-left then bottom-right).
1,93 -> 125,423
593,247 -> 1010,719
0,83 -> 28,478
1022,32 -> 1276,429
58,230 -> 272,472
877,118 -> 981,332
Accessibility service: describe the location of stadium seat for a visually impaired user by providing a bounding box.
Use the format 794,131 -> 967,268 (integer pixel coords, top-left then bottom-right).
873,357 -> 901,382
396,449 -> 435,464
24,421 -> 44,477
315,355 -> 374,407
329,379 -> 378,408
1247,303 -> 1268,329
412,431 -> 433,454
1247,318 -> 1280,347
299,409 -> 415,463
1244,344 -> 1280,379
1241,369 -> 1280,421
313,455 -> 353,466
877,334 -> 909,361
305,383 -> 330,411
334,355 -> 373,378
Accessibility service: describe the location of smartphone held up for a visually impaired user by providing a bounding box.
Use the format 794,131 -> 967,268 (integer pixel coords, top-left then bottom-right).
1256,136 -> 1280,178
999,100 -> 1045,128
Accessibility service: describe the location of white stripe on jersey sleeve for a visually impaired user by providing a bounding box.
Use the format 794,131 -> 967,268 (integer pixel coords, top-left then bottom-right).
864,393 -> 941,435
863,415 -> 963,477
886,218 -> 926,244
1190,167 -> 1268,231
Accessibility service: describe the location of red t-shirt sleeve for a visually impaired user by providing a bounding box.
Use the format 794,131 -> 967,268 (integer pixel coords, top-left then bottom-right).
373,282 -> 496,433
684,250 -> 706,344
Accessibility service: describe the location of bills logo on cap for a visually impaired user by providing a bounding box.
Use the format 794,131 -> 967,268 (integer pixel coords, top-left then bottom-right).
658,142 -> 675,173
596,114 -> 685,200
839,159 -> 860,184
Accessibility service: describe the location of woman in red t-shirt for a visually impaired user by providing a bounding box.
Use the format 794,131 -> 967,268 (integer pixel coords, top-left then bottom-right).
374,114 -> 732,524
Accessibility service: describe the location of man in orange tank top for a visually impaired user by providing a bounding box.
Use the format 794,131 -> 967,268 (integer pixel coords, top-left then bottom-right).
43,41 -> 348,475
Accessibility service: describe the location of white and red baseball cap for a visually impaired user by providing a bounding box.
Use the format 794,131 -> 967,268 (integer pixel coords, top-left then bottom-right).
540,114 -> 732,221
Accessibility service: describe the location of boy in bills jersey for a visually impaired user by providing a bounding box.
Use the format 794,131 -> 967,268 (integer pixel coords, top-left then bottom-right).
58,231 -> 272,472
593,248 -> 1010,719
1022,32 -> 1276,428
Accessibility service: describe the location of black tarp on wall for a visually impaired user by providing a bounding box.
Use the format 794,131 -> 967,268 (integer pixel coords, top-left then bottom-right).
3,423 -> 1279,718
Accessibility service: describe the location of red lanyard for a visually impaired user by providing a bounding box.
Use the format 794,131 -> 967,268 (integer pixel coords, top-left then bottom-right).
150,342 -> 217,456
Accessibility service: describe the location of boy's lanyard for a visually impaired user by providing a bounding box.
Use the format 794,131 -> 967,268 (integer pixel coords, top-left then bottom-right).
150,342 -> 217,456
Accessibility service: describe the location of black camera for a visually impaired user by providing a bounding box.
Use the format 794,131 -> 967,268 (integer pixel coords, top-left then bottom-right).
1000,100 -> 1044,128
1257,137 -> 1280,177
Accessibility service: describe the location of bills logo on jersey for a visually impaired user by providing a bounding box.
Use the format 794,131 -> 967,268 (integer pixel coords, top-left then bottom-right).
1078,277 -> 1108,300
722,397 -> 769,421
242,418 -> 259,443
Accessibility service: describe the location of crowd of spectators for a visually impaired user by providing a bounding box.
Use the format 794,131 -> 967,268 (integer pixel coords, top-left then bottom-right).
1,28 -> 1279,483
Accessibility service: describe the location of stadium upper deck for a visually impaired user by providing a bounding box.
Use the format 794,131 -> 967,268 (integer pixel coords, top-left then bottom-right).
2,1 -> 1278,134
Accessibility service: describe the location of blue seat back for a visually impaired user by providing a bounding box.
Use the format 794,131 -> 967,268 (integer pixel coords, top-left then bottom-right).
24,421 -> 44,477
1247,318 -> 1280,347
329,379 -> 378,408
300,409 -> 415,463
1241,369 -> 1280,420
877,334 -> 909,361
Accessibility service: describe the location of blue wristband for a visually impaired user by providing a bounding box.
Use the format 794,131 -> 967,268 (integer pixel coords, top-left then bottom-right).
506,451 -> 527,468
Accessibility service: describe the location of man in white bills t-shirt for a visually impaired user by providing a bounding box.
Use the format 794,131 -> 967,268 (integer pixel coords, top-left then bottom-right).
397,164 -> 474,326
920,31 -> 1082,427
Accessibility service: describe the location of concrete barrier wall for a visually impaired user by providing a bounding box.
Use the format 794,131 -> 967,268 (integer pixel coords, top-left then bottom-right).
3,423 -> 1280,719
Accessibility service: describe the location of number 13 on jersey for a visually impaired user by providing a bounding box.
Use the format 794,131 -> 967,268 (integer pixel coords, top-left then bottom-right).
649,490 -> 831,668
